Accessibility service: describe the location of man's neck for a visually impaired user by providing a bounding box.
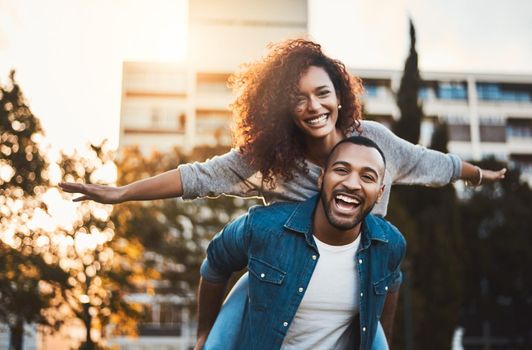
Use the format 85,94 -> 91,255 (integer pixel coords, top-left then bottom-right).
312,201 -> 362,246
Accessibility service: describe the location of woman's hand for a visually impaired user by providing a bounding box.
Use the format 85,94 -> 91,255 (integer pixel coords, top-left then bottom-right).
480,167 -> 507,184
59,168 -> 183,203
59,182 -> 125,204
461,161 -> 507,186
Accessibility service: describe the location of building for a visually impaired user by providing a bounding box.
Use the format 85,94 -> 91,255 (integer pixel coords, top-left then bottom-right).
119,0 -> 308,153
357,69 -> 532,182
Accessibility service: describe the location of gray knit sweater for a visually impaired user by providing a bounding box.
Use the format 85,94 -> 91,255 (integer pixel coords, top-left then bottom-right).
178,120 -> 461,217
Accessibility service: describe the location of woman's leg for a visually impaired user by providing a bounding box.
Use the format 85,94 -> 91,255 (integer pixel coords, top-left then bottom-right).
203,273 -> 249,350
371,321 -> 389,350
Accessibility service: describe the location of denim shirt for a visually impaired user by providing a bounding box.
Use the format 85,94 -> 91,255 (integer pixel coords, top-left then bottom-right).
201,195 -> 406,350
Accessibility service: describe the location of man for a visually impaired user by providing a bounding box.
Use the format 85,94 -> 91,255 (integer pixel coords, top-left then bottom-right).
196,136 -> 406,350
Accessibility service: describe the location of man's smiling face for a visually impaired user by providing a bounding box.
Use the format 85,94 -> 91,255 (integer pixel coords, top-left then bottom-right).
318,142 -> 385,231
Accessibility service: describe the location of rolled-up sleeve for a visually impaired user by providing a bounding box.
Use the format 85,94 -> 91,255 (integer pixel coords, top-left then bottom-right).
201,213 -> 251,283
178,149 -> 262,200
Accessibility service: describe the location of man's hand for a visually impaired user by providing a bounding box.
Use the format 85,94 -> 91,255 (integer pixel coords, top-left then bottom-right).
381,290 -> 400,348
194,334 -> 207,350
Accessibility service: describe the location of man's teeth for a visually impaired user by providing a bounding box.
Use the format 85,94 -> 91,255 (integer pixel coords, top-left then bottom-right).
307,114 -> 328,125
336,195 -> 359,204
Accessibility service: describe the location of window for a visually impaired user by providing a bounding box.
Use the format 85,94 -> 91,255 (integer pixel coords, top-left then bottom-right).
448,124 -> 471,141
479,118 -> 506,143
507,119 -> 532,139
418,87 -> 431,100
364,84 -> 378,97
139,302 -> 183,336
480,125 -> 506,142
437,82 -> 467,100
477,83 -> 532,102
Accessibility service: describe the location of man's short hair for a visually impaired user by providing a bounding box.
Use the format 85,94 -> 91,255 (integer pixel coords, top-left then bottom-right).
325,136 -> 387,170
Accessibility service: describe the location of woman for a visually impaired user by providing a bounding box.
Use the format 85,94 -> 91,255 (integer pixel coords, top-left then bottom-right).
60,39 -> 505,349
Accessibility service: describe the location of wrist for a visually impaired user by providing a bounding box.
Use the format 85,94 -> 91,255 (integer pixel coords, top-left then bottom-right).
466,166 -> 483,186
117,185 -> 129,202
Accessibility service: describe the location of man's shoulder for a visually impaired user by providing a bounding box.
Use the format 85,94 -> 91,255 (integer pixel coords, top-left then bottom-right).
366,214 -> 406,247
248,201 -> 300,228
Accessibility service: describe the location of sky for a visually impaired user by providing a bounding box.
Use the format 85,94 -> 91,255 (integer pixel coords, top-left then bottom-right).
1,0 -> 531,152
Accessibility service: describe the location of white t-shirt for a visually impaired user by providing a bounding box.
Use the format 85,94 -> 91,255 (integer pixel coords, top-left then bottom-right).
281,234 -> 361,350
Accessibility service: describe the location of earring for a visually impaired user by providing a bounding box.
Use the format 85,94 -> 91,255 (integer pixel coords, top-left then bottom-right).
338,104 -> 342,110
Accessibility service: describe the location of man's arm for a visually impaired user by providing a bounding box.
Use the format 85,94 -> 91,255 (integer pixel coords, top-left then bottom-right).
195,214 -> 251,349
195,277 -> 228,350
381,290 -> 399,348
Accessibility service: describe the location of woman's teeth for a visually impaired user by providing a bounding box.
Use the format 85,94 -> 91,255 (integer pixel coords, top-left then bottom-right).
306,114 -> 328,125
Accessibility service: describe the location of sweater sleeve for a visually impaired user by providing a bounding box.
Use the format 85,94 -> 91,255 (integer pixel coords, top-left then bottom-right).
360,120 -> 462,186
177,149 -> 263,200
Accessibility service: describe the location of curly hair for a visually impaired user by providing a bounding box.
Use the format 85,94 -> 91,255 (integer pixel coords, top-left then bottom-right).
229,38 -> 364,188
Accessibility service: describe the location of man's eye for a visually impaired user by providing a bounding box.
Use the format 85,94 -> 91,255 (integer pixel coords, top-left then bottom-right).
362,174 -> 376,182
334,168 -> 348,174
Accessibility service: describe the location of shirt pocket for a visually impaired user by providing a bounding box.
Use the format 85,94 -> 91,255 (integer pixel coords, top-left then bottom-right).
248,257 -> 287,310
373,274 -> 392,295
248,257 -> 286,284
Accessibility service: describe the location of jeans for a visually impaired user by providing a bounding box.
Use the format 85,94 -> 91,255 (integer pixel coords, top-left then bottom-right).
204,273 -> 389,350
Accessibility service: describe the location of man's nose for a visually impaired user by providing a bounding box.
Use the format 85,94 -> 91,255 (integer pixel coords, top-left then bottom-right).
343,175 -> 362,190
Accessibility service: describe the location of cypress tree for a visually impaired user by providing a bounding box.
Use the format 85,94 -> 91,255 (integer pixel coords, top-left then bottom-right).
394,18 -> 423,144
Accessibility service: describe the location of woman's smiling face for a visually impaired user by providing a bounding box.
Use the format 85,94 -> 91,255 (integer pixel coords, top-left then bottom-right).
292,66 -> 339,139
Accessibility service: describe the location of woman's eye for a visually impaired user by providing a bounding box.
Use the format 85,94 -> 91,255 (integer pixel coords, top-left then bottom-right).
296,97 -> 307,105
319,90 -> 330,96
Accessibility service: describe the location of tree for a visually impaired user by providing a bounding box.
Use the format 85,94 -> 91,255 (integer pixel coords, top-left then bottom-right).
0,71 -> 69,350
57,143 -> 149,350
393,18 -> 423,145
390,20 -> 464,349
459,160 -> 532,347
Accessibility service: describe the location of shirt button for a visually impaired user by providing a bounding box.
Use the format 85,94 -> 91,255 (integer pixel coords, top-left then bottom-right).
283,322 -> 288,327
385,286 -> 389,291
298,287 -> 304,293
312,255 -> 317,260
260,273 -> 265,278
362,327 -> 367,332
358,259 -> 363,264
360,292 -> 364,297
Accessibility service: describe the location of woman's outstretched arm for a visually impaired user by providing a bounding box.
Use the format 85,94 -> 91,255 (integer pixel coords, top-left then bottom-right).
59,168 -> 183,204
59,149 -> 261,204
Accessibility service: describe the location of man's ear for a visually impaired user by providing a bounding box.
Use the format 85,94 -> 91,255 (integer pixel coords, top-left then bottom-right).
376,185 -> 385,203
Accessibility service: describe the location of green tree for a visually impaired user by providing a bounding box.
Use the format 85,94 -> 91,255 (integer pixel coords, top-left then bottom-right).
0,71 -> 69,350
459,161 -> 532,347
393,18 -> 423,144
390,19 -> 464,348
